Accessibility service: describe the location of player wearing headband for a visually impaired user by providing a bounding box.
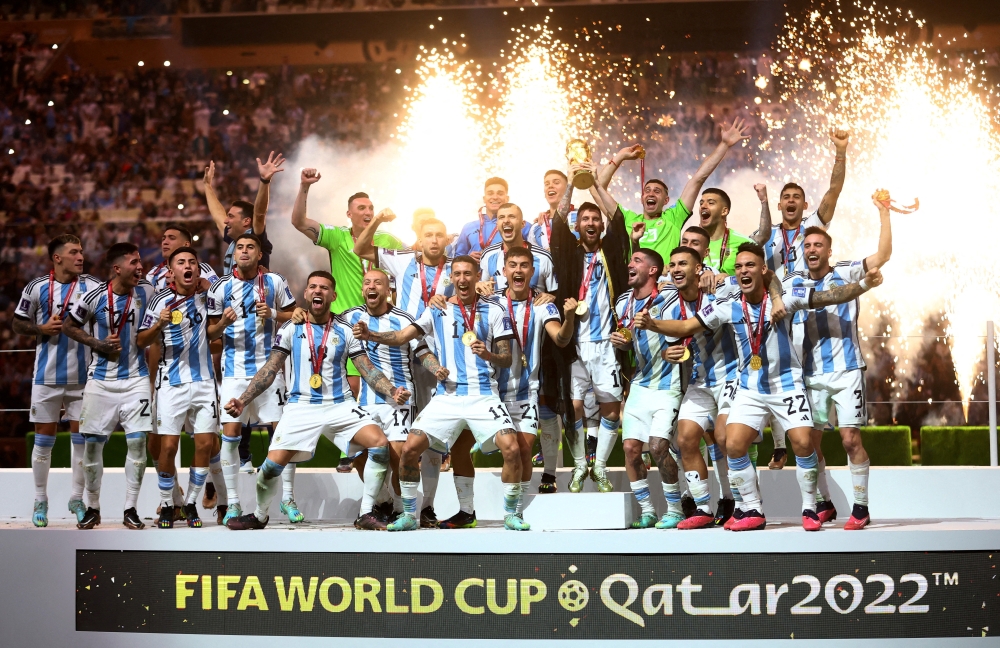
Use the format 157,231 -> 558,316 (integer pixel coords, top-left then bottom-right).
637,242 -> 882,531
14,234 -> 99,527
207,233 -> 297,525
224,271 -> 405,531
610,248 -> 688,529
63,243 -> 154,530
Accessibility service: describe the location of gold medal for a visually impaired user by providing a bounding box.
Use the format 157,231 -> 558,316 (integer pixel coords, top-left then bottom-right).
171,310 -> 183,325
521,354 -> 528,368
680,347 -> 691,362
617,326 -> 632,343
461,331 -> 476,346
575,301 -> 589,317
749,354 -> 762,371
309,373 -> 323,389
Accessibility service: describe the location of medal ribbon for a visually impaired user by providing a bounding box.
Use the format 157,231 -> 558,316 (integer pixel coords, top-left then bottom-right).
306,318 -> 333,383
457,297 -> 478,337
716,227 -> 730,271
48,271 -> 78,319
151,261 -> 166,286
506,290 -> 532,362
165,283 -> 195,314
740,292 -> 768,362
236,267 -> 266,311
578,251 -> 599,302
478,208 -> 499,251
780,225 -> 801,272
106,283 -> 133,336
621,285 -> 659,329
419,254 -> 447,305
678,289 -> 703,348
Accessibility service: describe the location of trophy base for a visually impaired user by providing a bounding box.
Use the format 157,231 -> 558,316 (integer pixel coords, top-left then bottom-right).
572,171 -> 594,190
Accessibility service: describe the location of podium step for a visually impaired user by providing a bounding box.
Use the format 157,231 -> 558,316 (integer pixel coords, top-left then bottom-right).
521,491 -> 633,530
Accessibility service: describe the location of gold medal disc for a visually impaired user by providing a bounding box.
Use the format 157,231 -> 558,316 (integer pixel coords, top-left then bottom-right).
461,331 -> 477,346
575,301 -> 589,317
521,354 -> 528,368
749,354 -> 762,371
309,373 -> 323,389
170,310 -> 183,325
617,327 -> 633,343
680,347 -> 691,362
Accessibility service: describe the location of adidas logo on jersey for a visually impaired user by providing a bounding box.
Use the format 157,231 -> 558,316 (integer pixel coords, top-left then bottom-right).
801,415 -> 809,421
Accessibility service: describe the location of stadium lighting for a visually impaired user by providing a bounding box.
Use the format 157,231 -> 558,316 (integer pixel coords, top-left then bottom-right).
227,71 -> 232,76
192,235 -> 200,242
7,149 -> 13,155
51,44 -> 58,49
395,69 -> 401,74
24,119 -> 30,125
164,60 -> 171,67
48,101 -> 53,106
223,109 -> 229,115
138,61 -> 144,66
177,204 -> 184,210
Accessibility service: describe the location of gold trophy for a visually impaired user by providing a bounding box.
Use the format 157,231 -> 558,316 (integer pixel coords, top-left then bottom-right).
565,138 -> 595,190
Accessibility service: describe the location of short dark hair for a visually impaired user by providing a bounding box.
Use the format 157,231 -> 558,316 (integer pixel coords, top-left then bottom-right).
683,226 -> 711,243
168,246 -> 199,265
670,245 -> 703,265
48,234 -> 81,259
644,179 -> 668,193
231,200 -> 254,222
484,177 -> 508,192
576,201 -> 602,220
505,246 -> 534,266
636,248 -> 665,275
452,255 -> 479,272
307,270 -> 336,291
702,188 -> 731,211
106,242 -> 139,266
804,225 -> 832,245
736,241 -> 766,262
543,170 -> 567,182
234,232 -> 263,249
780,182 -> 806,200
163,224 -> 193,242
348,192 -> 370,208
498,203 -> 523,219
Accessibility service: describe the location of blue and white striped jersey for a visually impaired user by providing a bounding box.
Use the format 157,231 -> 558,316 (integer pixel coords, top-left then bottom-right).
527,209 -> 579,249
497,297 -> 561,402
695,280 -> 812,394
755,211 -> 824,276
614,287 -> 681,391
376,248 -> 454,319
140,288 -> 215,386
15,273 -> 100,385
70,281 -> 154,382
576,250 -> 614,343
479,243 -> 559,294
659,278 -> 741,388
413,297 -> 514,397
788,260 -> 867,376
146,261 -> 218,292
339,306 -> 429,407
207,271 -> 296,378
272,317 -> 365,405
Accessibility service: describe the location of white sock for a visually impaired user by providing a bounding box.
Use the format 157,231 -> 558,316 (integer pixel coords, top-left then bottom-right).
282,463 -> 296,502
123,432 -> 147,510
816,458 -> 831,503
772,424 -> 786,450
375,474 -> 393,506
728,455 -> 761,511
595,417 -> 618,471
185,466 -> 209,505
662,480 -> 682,516
630,479 -> 655,516
686,471 -> 712,514
516,479 -> 531,515
538,416 -> 561,476
70,433 -> 86,501
795,452 -> 819,512
255,459 -> 283,522
848,458 -> 870,506
221,435 -> 241,506
454,475 -> 475,514
502,482 -> 520,516
567,419 -> 587,469
82,436 -> 107,510
31,433 -> 56,502
209,451 -> 227,506
400,480 -> 419,517
360,447 -> 389,515
707,443 -> 731,500
420,449 -> 441,509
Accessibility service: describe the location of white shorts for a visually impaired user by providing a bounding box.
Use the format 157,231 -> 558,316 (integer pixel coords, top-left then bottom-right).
368,402 -> 417,443
156,380 -> 219,436
727,387 -> 814,434
805,369 -> 866,428
412,393 -> 513,454
30,383 -> 85,423
678,379 -> 737,431
272,400 -> 379,463
506,397 -> 540,436
622,383 -> 681,443
220,374 -> 286,425
79,377 -> 152,436
570,340 -> 623,403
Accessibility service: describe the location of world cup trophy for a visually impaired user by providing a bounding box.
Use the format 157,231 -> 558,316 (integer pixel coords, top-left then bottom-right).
565,138 -> 595,189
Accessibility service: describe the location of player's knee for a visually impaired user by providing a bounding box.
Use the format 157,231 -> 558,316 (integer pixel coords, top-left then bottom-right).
623,439 -> 642,459
368,445 -> 389,465
260,458 -> 285,480
840,428 -> 863,455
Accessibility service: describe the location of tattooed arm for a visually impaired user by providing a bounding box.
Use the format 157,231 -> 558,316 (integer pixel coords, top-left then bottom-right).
751,183 -> 772,245
554,180 -> 574,223
12,315 -> 61,338
419,351 -> 450,382
809,267 -> 882,308
484,338 -> 513,368
352,321 -> 422,347
817,129 -> 850,225
62,316 -> 121,357
355,353 -> 411,404
224,348 -> 287,416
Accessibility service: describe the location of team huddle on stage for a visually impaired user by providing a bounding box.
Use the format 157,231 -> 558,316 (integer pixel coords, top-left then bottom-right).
18,120 -> 896,533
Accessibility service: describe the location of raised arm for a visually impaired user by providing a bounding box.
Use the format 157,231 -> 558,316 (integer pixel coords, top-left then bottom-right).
634,311 -> 705,338
597,144 -> 644,190
864,193 -> 893,269
203,161 -> 229,236
553,180 -> 574,223
224,348 -> 287,416
752,183 -> 772,245
544,312 -> 575,348
677,118 -> 750,211
291,168 -> 324,243
816,129 -> 850,225
353,208 -> 395,263
252,151 -> 285,235
810,267 -> 881,308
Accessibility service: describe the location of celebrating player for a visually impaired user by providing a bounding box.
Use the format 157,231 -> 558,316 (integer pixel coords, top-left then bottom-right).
479,203 -> 558,297
137,248 -> 225,529
207,233 -> 297,525
527,170 -> 575,249
637,242 -> 882,531
13,234 -> 99,527
224,271 -> 405,530
454,177 -> 529,261
696,188 -> 752,276
62,243 -> 154,530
